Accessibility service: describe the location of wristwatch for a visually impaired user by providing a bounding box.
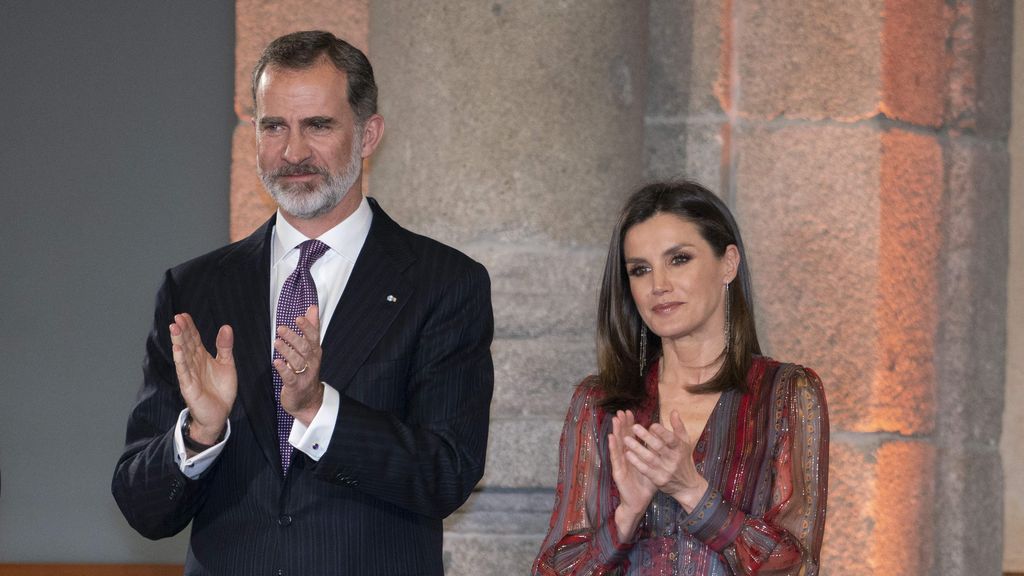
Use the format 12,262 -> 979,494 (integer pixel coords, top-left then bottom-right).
182,414 -> 222,453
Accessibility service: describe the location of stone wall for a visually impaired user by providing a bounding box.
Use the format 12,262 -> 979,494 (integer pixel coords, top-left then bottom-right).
230,2 -> 1014,574
646,3 -> 1012,574
368,3 -> 647,570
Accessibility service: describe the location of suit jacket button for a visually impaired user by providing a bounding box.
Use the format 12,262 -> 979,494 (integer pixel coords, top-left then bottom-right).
278,514 -> 293,527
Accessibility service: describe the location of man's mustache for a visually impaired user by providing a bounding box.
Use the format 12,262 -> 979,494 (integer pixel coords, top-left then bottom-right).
273,164 -> 327,178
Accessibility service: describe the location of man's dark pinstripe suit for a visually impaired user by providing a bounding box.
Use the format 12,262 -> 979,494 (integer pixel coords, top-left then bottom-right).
112,198 -> 494,575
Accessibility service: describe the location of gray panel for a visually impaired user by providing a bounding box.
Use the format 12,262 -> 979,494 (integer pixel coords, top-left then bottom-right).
0,0 -> 234,562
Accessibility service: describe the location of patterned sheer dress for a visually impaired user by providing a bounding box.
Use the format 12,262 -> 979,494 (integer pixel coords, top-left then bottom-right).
533,357 -> 829,575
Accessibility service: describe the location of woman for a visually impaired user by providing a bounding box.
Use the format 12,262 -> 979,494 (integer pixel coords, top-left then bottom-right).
533,181 -> 828,575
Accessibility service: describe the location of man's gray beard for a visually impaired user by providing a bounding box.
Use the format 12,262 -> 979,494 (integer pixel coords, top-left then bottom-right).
260,137 -> 363,220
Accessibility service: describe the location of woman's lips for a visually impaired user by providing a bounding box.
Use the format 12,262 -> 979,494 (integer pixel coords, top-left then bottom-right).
652,302 -> 683,314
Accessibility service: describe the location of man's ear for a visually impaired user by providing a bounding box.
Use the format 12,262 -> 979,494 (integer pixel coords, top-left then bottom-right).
359,114 -> 385,158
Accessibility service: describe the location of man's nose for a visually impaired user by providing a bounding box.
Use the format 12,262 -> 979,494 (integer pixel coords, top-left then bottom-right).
283,131 -> 312,165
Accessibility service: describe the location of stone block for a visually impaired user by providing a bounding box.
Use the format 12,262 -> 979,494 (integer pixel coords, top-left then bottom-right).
491,337 -> 594,419
932,134 -> 1006,569
937,136 -> 1009,445
945,136 -> 1011,253
933,447 -> 1003,575
879,0 -> 951,127
646,0 -> 725,119
873,129 -> 943,435
230,123 -> 274,241
947,0 -> 1014,136
234,0 -> 369,121
644,119 -> 726,193
871,440 -> 937,575
481,417 -> 563,488
735,123 -> 943,436
462,243 -> 605,340
736,0 -> 882,120
443,533 -> 541,576
369,0 -> 646,246
445,489 -> 554,535
444,490 -> 551,575
734,123 -> 881,432
820,438 -> 874,575
822,437 -> 935,575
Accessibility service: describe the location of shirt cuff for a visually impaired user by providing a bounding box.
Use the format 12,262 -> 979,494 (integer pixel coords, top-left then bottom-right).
680,486 -> 746,552
173,408 -> 230,479
289,382 -> 338,461
594,509 -> 636,570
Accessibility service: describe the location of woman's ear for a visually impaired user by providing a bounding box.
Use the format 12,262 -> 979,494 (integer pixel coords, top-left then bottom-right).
723,244 -> 740,284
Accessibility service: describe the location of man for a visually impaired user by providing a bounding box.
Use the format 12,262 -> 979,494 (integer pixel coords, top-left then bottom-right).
112,31 -> 493,575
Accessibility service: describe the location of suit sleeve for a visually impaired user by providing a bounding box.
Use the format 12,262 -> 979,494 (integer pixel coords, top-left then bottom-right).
311,260 -> 494,519
111,270 -> 216,539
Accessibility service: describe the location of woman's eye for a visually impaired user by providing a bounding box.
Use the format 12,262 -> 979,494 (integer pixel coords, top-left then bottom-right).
628,266 -> 650,277
671,254 -> 690,265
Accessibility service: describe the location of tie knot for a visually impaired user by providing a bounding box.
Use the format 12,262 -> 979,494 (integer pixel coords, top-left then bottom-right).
297,239 -> 329,271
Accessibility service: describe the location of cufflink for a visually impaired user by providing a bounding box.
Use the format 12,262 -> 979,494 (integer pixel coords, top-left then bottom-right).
386,295 -> 398,303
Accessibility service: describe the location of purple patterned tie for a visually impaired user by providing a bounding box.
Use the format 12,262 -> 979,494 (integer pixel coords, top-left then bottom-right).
274,239 -> 329,474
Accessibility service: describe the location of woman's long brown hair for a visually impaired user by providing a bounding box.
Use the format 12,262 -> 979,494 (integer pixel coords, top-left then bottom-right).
596,181 -> 761,412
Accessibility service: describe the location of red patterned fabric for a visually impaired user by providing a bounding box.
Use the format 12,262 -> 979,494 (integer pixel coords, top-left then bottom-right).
533,357 -> 829,575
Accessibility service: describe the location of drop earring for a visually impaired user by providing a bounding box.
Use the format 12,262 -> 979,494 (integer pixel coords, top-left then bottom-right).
723,283 -> 732,356
639,323 -> 648,377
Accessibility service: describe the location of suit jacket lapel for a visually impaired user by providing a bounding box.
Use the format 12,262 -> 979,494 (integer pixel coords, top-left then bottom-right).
209,201 -> 416,474
213,217 -> 279,472
320,198 -> 415,393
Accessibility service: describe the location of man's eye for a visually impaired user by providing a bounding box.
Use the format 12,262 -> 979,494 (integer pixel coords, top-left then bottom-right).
261,124 -> 283,133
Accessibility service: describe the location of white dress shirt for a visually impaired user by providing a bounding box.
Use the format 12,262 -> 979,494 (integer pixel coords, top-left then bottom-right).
175,197 -> 373,477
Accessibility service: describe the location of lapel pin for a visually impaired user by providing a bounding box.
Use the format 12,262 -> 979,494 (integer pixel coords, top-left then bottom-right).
386,294 -> 398,303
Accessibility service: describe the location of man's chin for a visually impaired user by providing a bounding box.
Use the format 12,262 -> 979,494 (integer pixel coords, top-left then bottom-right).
272,191 -> 343,220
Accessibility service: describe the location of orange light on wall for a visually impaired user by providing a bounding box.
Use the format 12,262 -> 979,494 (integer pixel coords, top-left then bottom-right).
873,130 -> 942,435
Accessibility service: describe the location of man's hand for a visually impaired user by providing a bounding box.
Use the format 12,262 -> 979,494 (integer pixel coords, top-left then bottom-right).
273,305 -> 324,426
169,313 -> 237,445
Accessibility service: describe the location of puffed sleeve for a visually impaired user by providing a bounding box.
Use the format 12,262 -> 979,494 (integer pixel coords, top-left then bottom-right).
533,382 -> 637,575
681,366 -> 829,575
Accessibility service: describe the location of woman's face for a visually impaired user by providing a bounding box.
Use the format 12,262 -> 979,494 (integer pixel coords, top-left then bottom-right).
623,213 -> 738,343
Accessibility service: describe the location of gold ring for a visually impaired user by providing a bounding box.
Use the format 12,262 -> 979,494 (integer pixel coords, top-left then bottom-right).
292,363 -> 308,375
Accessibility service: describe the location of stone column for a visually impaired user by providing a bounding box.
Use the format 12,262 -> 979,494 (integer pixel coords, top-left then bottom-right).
368,2 -> 648,573
644,1 -> 1012,574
